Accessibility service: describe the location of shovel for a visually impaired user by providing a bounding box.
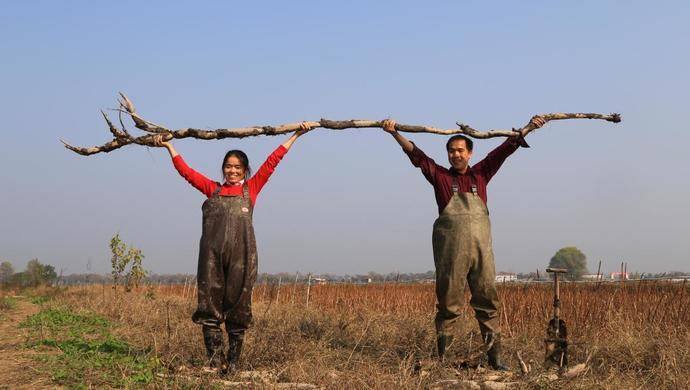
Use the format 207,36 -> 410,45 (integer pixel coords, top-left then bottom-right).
545,268 -> 568,369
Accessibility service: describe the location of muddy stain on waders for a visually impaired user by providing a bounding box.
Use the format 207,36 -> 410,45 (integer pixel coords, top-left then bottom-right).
432,175 -> 501,339
192,184 -> 257,333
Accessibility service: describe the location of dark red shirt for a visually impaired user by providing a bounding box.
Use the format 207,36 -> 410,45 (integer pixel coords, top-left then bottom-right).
171,145 -> 288,206
405,138 -> 520,214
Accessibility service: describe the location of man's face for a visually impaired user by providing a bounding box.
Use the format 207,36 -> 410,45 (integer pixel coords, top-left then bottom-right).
447,139 -> 473,173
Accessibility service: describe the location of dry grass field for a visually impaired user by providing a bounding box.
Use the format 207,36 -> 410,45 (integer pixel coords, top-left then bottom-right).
2,280 -> 688,389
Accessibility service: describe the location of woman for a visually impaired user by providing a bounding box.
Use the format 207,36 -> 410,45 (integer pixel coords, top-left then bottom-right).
153,122 -> 312,373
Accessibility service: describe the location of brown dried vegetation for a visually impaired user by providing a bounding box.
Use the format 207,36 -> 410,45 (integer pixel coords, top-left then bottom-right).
34,281 -> 690,388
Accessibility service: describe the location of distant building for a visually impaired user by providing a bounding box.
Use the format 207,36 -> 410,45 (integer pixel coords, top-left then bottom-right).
312,277 -> 327,285
495,273 -> 517,282
609,272 -> 629,280
581,274 -> 601,280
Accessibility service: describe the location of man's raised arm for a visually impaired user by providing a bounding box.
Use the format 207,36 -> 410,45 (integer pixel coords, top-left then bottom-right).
382,119 -> 414,153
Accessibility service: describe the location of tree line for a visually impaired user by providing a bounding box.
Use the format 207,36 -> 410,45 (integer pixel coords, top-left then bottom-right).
0,259 -> 57,287
3,245 -> 685,288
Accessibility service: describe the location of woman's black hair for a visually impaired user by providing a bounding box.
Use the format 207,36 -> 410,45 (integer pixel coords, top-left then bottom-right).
221,150 -> 251,181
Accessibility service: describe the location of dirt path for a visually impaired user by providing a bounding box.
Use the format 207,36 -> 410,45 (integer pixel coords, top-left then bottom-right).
0,297 -> 55,389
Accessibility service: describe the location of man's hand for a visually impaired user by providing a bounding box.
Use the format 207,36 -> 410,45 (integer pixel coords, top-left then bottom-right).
382,118 -> 413,152
295,121 -> 313,137
512,116 -> 545,148
530,116 -> 546,129
382,119 -> 397,134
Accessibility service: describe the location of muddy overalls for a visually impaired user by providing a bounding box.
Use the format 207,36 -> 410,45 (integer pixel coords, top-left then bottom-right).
432,175 -> 501,357
192,184 -> 257,368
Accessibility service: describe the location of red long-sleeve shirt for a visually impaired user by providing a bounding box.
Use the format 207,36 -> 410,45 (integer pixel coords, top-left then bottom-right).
172,145 -> 288,206
405,138 -> 520,214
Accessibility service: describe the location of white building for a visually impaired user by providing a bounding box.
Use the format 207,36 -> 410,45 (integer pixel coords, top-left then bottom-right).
495,273 -> 517,282
581,274 -> 601,280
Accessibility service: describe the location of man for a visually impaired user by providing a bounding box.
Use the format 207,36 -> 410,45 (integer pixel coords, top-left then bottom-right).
382,116 -> 545,370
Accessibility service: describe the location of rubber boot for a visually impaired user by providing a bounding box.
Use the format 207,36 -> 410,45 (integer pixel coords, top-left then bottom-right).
436,333 -> 453,362
226,332 -> 244,373
202,326 -> 228,373
485,332 -> 508,371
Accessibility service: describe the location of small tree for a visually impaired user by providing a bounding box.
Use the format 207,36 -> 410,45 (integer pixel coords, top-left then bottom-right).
23,259 -> 57,287
26,259 -> 56,286
41,264 -> 57,284
549,247 -> 588,280
0,261 -> 14,285
26,259 -> 43,286
110,233 -> 148,291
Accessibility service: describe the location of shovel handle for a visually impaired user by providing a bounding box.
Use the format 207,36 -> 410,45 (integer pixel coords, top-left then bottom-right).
547,268 -> 566,320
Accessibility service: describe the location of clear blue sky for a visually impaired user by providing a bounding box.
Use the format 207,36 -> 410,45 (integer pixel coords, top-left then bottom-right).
1,1 -> 689,276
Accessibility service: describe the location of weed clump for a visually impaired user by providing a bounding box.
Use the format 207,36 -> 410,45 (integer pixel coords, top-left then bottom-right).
20,307 -> 162,387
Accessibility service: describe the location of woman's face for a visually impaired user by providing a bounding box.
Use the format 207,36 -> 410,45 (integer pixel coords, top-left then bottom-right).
223,155 -> 247,185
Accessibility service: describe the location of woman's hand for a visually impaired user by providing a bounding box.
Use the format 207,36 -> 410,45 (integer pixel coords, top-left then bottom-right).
295,121 -> 313,137
282,122 -> 313,150
152,134 -> 171,148
152,135 -> 178,157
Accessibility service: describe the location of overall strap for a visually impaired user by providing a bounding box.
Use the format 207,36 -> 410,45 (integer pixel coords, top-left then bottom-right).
211,184 -> 222,197
469,173 -> 478,196
451,172 -> 478,196
241,185 -> 252,210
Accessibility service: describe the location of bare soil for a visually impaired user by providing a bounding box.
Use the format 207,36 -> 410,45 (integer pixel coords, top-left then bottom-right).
0,297 -> 57,389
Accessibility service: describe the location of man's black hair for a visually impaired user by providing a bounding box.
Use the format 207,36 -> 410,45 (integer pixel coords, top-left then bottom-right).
446,135 -> 473,152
